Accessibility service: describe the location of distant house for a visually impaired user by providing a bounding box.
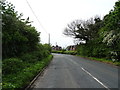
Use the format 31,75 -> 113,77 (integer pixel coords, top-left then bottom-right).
66,45 -> 77,51
52,45 -> 62,51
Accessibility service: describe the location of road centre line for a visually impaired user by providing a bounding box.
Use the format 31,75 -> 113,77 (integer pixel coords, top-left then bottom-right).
81,67 -> 110,90
66,57 -> 79,66
67,57 -> 110,90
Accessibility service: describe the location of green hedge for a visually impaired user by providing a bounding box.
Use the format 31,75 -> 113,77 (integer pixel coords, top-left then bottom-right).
52,50 -> 77,55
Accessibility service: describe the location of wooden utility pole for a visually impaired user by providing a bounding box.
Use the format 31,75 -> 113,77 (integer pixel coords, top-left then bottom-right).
48,33 -> 50,45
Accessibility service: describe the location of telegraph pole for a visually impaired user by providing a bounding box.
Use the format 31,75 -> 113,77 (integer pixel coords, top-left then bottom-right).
56,42 -> 57,46
48,33 -> 50,45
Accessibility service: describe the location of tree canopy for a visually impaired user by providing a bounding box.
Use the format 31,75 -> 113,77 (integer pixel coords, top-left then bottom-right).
63,17 -> 102,43
1,1 -> 40,59
63,0 -> 120,61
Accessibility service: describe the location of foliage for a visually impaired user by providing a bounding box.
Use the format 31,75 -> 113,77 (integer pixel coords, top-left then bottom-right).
2,55 -> 53,88
1,1 -> 40,59
100,0 -> 120,61
52,50 -> 77,55
63,17 -> 102,43
78,56 -> 120,66
43,44 -> 52,53
76,39 -> 109,58
19,44 -> 51,63
64,0 -> 120,62
3,58 -> 24,75
89,57 -> 120,66
2,1 -> 52,89
64,51 -> 77,55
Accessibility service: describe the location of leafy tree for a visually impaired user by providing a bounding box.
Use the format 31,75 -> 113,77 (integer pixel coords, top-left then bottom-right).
2,1 -> 52,89
63,17 -> 102,44
1,1 -> 40,59
101,0 -> 120,61
63,0 -> 120,61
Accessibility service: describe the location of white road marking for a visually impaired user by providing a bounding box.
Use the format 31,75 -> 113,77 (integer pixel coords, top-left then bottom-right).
81,67 -> 110,90
67,57 -> 79,66
67,57 -> 110,90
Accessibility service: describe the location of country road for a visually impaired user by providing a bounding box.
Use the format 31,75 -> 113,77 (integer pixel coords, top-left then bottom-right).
30,53 -> 119,89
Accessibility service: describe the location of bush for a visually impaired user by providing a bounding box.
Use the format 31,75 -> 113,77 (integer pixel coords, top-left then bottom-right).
77,40 -> 110,58
20,53 -> 38,63
43,50 -> 50,57
2,55 -> 53,88
3,58 -> 24,75
91,44 -> 109,58
77,45 -> 91,57
52,50 -> 77,55
110,51 -> 120,62
20,49 -> 50,63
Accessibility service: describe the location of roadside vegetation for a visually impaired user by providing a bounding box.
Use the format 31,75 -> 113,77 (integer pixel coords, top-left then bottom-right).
3,55 -> 53,88
1,0 -> 120,88
77,55 -> 120,66
52,50 -> 120,66
89,57 -> 120,66
52,50 -> 77,55
63,0 -> 120,65
1,1 -> 52,88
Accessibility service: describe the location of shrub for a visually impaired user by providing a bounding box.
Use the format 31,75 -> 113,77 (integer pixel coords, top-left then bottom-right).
20,53 -> 35,63
3,58 -> 24,75
77,45 -> 91,56
52,50 -> 77,55
2,55 -> 53,88
43,50 -> 50,57
92,45 -> 109,58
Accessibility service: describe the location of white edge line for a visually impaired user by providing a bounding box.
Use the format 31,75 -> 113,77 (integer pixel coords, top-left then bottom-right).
81,67 -> 110,90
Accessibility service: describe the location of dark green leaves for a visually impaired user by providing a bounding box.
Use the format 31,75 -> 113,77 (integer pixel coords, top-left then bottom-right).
1,1 -> 40,59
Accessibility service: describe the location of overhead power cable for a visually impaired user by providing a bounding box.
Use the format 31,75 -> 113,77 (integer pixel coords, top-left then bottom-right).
25,0 -> 48,34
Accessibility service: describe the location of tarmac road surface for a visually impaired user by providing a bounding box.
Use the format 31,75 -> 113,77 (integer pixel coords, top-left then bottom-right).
30,53 -> 119,89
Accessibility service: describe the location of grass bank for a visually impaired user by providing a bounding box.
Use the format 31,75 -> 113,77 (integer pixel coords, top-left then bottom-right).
77,55 -> 120,66
2,55 -> 53,89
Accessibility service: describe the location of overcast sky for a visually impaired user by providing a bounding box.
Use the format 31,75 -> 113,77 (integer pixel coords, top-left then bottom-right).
7,0 -> 117,48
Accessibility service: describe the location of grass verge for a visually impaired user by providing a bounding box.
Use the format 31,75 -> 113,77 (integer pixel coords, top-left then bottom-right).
2,55 -> 53,89
77,55 -> 120,66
